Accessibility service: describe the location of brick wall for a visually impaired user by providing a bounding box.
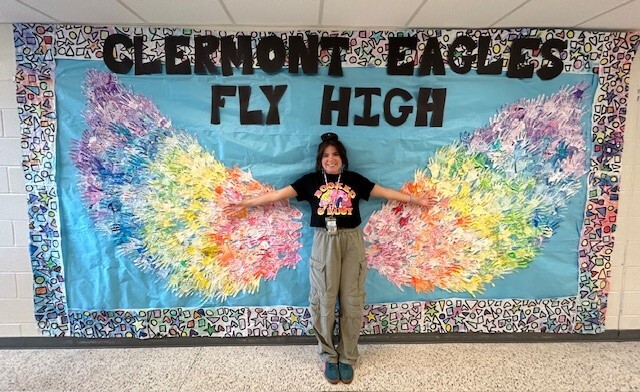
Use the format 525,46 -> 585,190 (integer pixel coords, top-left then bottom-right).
611,54 -> 640,329
0,24 -> 38,336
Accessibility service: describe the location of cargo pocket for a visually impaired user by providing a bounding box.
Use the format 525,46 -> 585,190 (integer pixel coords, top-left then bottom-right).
357,257 -> 368,296
309,257 -> 327,293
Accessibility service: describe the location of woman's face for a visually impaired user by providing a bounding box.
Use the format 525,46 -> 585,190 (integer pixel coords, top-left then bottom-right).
321,145 -> 342,175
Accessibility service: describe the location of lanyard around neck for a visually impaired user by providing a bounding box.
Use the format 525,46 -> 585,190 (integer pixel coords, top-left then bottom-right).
323,170 -> 342,187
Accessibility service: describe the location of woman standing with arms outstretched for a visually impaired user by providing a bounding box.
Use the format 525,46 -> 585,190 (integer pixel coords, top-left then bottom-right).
224,132 -> 435,384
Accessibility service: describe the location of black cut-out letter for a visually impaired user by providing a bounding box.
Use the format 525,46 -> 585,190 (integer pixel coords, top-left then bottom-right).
418,37 -> 445,76
415,88 -> 446,127
134,36 -> 162,75
194,35 -> 219,74
165,35 -> 191,74
211,85 -> 237,124
260,85 -> 287,124
320,37 -> 349,76
103,34 -> 133,74
448,35 -> 476,74
239,86 -> 262,124
507,38 -> 541,78
388,36 -> 417,75
221,35 -> 254,76
289,35 -> 319,74
477,36 -> 502,75
257,36 -> 286,74
321,85 -> 351,126
354,88 -> 381,126
383,88 -> 413,127
537,38 -> 566,80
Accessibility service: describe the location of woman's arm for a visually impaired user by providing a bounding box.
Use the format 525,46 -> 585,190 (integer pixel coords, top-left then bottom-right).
223,185 -> 298,216
370,184 -> 436,208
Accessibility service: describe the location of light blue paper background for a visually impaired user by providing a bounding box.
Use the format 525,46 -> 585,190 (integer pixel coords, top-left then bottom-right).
55,59 -> 596,310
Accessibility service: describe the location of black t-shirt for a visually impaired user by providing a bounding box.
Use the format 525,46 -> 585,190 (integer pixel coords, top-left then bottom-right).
291,170 -> 375,228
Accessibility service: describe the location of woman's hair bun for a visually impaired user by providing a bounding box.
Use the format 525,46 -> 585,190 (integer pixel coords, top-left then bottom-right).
321,132 -> 339,142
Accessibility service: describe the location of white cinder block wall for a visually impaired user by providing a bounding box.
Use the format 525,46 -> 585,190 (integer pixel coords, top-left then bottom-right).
614,48 -> 640,330
0,23 -> 639,337
0,24 -> 37,337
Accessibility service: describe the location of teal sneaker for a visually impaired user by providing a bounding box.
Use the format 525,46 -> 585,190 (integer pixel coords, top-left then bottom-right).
324,362 -> 340,384
339,362 -> 354,384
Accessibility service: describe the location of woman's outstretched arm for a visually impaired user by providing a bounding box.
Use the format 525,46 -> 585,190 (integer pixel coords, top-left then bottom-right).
223,185 -> 298,216
370,184 -> 436,208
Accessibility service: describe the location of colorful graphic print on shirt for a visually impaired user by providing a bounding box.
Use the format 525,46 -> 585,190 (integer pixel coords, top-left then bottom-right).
314,181 -> 356,216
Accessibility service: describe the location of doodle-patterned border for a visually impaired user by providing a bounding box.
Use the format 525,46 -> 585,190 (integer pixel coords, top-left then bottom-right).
14,23 -> 639,337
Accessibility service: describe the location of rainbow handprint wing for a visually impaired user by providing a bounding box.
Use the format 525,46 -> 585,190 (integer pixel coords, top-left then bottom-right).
364,85 -> 587,295
71,70 -> 302,300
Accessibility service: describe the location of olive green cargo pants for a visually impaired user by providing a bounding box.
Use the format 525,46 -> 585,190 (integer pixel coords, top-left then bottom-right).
309,228 -> 367,365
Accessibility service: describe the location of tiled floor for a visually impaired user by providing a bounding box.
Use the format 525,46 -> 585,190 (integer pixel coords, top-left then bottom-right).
0,341 -> 638,391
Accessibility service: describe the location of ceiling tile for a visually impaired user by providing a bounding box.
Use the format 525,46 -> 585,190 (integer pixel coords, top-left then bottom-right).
322,0 -> 423,28
120,0 -> 231,26
577,1 -> 640,31
409,0 -> 528,28
20,0 -> 143,24
494,0 -> 630,28
224,0 -> 319,26
0,0 -> 54,23
0,0 -> 636,32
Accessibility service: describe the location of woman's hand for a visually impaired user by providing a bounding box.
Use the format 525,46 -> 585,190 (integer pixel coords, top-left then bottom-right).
222,200 -> 248,218
410,194 -> 437,210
